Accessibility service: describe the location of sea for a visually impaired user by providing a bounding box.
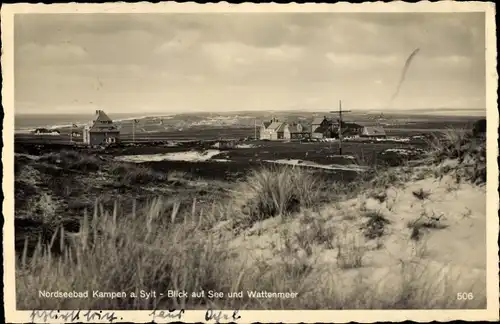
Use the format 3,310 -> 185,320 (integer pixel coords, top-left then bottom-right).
14,113 -> 163,133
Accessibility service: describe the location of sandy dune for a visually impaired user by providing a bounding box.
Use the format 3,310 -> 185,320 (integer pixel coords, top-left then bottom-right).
218,172 -> 486,306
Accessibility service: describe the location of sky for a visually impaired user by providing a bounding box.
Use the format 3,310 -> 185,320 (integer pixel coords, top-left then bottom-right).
14,12 -> 486,114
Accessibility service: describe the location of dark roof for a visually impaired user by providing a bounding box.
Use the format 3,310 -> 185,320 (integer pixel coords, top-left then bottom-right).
343,122 -> 363,129
275,123 -> 288,133
262,121 -> 272,128
89,110 -> 120,133
267,121 -> 285,131
312,125 -> 331,134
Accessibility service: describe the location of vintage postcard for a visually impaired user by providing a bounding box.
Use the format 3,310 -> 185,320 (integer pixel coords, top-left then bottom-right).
2,2 -> 498,323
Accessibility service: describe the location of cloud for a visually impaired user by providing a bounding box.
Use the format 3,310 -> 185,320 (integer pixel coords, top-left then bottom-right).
325,52 -> 399,70
17,42 -> 87,64
14,12 -> 486,113
155,30 -> 201,54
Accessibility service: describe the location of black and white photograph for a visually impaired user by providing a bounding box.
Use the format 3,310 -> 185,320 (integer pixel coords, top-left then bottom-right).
2,2 -> 498,322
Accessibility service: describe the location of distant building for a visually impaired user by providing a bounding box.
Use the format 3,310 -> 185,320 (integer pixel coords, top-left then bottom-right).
260,118 -> 291,140
311,117 -> 331,134
360,126 -> 387,139
311,125 -> 333,139
83,110 -> 120,146
32,128 -> 60,136
310,116 -> 333,139
289,123 -> 310,140
341,122 -> 364,137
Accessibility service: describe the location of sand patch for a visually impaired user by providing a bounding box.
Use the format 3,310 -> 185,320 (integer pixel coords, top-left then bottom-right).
114,150 -> 224,163
263,159 -> 369,172
235,144 -> 258,149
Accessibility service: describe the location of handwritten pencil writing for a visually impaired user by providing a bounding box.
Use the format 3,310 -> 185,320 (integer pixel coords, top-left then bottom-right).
29,310 -> 119,323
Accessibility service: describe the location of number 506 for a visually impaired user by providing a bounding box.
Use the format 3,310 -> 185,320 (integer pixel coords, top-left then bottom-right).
457,292 -> 474,300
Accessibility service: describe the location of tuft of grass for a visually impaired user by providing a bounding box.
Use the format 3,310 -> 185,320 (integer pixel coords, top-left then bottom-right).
369,190 -> 387,203
423,127 -> 486,185
297,212 -> 336,250
425,127 -> 471,162
236,166 -> 322,225
362,209 -> 391,240
408,210 -> 448,241
412,188 -> 431,201
336,228 -> 366,269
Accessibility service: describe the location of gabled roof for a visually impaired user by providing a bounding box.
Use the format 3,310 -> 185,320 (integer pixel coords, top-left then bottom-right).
362,126 -> 386,136
89,110 -> 119,133
312,117 -> 328,125
262,121 -> 272,129
267,121 -> 284,131
95,110 -> 112,123
276,123 -> 288,133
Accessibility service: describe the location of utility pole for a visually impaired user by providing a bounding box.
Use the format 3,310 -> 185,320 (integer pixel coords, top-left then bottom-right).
330,100 -> 352,156
133,119 -> 137,143
254,118 -> 257,140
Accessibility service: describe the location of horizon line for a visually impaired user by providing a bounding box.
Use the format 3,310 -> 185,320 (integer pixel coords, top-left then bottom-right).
14,107 -> 487,115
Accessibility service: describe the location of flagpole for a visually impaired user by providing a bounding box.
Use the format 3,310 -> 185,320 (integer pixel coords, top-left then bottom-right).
133,120 -> 135,143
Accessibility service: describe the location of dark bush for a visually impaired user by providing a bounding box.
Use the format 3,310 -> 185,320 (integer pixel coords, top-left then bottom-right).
472,118 -> 486,138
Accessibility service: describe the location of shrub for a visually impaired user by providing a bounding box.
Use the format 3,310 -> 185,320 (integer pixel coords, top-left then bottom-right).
111,164 -> 166,186
27,193 -> 59,223
472,118 -> 486,138
68,155 -> 100,172
40,150 -> 100,172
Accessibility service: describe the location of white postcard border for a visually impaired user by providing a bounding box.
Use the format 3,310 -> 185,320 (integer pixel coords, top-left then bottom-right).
2,2 -> 498,323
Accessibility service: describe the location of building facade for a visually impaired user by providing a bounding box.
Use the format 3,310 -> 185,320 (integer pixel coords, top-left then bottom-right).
260,118 -> 295,141
83,110 -> 120,146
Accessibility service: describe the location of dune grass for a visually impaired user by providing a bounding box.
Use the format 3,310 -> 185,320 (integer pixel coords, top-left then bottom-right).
234,165 -> 322,224
15,131 -> 487,310
16,191 -> 486,310
424,127 -> 486,184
